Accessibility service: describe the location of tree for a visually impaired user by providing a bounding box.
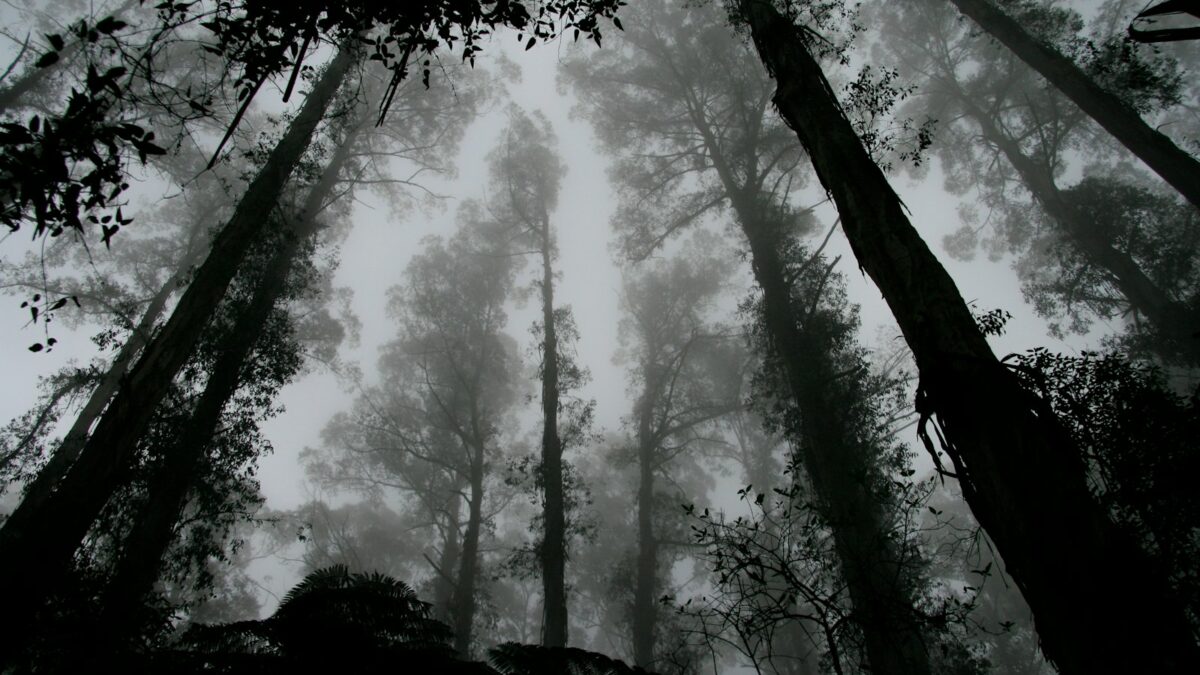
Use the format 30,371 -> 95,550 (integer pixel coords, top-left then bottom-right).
0,45 -> 359,663
0,0 -> 622,246
616,243 -> 740,669
485,108 -> 574,647
943,0 -> 1200,210
729,0 -> 1199,671
877,0 -> 1200,364
566,3 -> 935,671
305,205 -> 523,656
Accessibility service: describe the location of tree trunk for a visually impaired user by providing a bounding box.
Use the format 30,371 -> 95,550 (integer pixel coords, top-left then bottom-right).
433,495 -> 463,625
96,121 -> 358,642
678,33 -> 932,671
946,0 -> 1200,211
0,45 -> 355,662
18,230 -> 206,517
963,99 -> 1200,363
738,202 -> 933,675
735,2 -> 1200,672
631,386 -> 658,668
539,212 -> 568,648
452,451 -> 485,655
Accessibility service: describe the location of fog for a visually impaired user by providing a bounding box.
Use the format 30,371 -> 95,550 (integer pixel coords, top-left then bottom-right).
1,0 -> 1196,672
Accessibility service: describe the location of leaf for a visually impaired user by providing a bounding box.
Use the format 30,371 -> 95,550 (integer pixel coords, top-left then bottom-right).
613,16 -> 623,31
525,36 -> 536,50
28,343 -> 44,352
46,33 -> 64,51
95,16 -> 129,35
34,51 -> 59,69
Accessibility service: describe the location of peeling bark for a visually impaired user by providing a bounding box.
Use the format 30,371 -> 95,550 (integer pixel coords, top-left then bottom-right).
735,2 -> 1200,672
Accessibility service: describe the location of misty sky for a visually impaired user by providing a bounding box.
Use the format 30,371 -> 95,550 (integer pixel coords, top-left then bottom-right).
0,0 -> 1130,619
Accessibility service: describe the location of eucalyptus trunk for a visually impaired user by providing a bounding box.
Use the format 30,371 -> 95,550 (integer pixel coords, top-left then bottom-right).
677,30 -> 932,671
539,210 -> 568,648
946,0 -> 1200,211
735,2 -> 1200,672
18,229 -> 206,518
0,46 -> 355,661
434,497 -> 463,625
97,121 -> 358,640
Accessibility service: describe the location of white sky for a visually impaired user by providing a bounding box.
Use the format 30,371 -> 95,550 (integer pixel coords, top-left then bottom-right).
0,0 -> 1132,624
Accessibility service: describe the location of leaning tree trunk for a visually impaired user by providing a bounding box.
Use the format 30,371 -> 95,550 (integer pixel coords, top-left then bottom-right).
96,119 -> 360,642
738,203 -> 933,675
452,451 -> 486,655
945,0 -> 1200,212
735,2 -> 1200,672
631,383 -> 659,669
681,57 -> 932,673
18,229 -> 207,517
0,45 -> 355,663
962,99 -> 1200,364
538,208 -> 568,648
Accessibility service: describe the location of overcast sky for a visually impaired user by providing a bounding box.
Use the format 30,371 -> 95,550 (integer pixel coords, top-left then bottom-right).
0,0 -> 1123,614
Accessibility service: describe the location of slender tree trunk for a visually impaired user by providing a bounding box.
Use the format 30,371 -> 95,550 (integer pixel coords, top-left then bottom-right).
679,37 -> 932,672
452,452 -> 485,655
18,233 -> 205,517
631,386 -> 658,668
735,2 -> 1200,672
738,203 -> 933,675
539,212 -> 568,648
945,0 -> 1200,211
0,46 -> 355,662
434,495 -> 463,625
963,99 -> 1200,363
96,122 -> 357,642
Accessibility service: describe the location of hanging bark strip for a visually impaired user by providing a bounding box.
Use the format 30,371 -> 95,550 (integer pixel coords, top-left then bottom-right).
732,2 -> 1200,672
946,0 -> 1200,212
0,45 -> 357,664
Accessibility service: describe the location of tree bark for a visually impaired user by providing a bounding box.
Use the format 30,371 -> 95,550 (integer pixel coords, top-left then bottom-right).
539,210 -> 568,648
946,0 -> 1200,211
0,45 -> 355,662
735,2 -> 1200,672
961,99 -> 1200,363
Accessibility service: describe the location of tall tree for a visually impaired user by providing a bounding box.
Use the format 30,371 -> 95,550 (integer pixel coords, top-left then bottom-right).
95,104 -> 369,645
877,0 -> 1200,364
942,0 -> 1200,210
485,108 -> 573,647
617,244 -> 739,668
0,45 -> 358,661
729,0 -> 1199,671
565,3 -> 935,671
305,202 -> 522,655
